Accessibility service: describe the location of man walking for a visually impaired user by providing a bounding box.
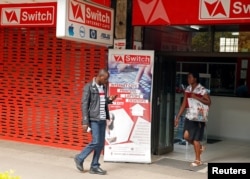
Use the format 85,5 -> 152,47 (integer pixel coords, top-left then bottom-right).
74,68 -> 116,175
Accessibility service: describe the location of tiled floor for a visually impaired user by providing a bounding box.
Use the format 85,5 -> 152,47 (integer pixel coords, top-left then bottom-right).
0,139 -> 207,179
1,138 -> 249,179
164,139 -> 250,164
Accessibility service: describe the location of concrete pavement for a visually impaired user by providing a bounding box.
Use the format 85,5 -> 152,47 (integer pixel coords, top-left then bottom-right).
0,140 -> 207,179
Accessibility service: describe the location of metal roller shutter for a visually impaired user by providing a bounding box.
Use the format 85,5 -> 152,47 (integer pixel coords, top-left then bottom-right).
0,27 -> 107,150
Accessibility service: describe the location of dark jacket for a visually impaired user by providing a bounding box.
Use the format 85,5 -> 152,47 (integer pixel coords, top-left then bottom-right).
82,78 -> 111,125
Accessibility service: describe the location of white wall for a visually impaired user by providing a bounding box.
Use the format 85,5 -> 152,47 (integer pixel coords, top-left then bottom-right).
207,96 -> 250,141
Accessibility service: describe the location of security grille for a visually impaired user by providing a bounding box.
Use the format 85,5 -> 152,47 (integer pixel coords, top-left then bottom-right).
0,27 -> 107,150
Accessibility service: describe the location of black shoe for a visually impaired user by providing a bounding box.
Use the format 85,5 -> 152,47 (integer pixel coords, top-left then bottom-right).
74,155 -> 83,172
89,167 -> 107,175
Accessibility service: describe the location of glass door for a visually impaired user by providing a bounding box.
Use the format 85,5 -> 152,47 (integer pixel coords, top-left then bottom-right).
151,55 -> 176,155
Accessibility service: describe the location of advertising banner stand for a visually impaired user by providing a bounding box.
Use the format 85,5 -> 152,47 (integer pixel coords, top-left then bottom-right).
104,49 -> 154,163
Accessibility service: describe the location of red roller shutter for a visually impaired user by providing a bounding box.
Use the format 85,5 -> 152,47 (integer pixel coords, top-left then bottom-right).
0,27 -> 108,150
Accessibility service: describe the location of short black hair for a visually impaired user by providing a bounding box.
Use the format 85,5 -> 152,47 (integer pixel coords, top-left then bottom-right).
189,71 -> 200,83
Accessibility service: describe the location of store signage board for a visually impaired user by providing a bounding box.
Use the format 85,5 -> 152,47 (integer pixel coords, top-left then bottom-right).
56,0 -> 114,47
132,0 -> 250,25
0,2 -> 57,27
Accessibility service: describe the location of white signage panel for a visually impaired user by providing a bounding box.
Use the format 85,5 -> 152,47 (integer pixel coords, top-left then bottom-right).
0,3 -> 56,27
56,0 -> 114,46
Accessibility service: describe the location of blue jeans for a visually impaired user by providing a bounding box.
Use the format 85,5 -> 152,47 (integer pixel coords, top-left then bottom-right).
77,120 -> 106,168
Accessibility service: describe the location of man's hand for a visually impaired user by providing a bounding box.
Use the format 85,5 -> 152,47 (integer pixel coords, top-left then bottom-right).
82,124 -> 88,132
109,95 -> 117,101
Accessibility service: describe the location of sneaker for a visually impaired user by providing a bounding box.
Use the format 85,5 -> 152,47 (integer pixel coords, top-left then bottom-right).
74,155 -> 83,172
89,167 -> 107,175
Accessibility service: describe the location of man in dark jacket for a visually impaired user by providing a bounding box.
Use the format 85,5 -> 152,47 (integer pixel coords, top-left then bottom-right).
74,68 -> 116,175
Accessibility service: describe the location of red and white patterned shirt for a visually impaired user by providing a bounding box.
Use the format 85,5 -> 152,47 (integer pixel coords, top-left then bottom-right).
184,83 -> 207,108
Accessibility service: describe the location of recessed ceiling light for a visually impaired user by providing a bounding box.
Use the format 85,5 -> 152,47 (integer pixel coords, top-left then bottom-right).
232,32 -> 239,35
190,25 -> 200,30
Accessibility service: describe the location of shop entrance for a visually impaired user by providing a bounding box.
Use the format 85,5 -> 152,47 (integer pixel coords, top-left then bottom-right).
150,52 -> 242,155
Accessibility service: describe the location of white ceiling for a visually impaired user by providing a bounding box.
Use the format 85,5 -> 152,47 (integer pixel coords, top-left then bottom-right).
0,0 -> 57,4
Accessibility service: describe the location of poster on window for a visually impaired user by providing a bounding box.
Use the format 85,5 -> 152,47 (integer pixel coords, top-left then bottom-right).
104,49 -> 154,163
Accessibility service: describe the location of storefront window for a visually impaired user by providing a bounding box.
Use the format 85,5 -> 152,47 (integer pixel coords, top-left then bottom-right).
144,26 -> 249,97
177,61 -> 236,96
181,63 -> 207,73
219,37 -> 238,52
191,31 -> 211,52
238,32 -> 250,52
145,25 -> 250,53
191,25 -> 246,53
214,31 -> 239,52
209,63 -> 236,95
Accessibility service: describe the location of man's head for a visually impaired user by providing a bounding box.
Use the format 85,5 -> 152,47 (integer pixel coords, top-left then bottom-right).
96,68 -> 109,85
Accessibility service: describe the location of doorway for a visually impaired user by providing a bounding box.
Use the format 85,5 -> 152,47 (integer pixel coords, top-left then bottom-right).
151,55 -> 176,155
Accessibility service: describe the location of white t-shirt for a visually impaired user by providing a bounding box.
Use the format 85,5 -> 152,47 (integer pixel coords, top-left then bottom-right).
96,84 -> 106,120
